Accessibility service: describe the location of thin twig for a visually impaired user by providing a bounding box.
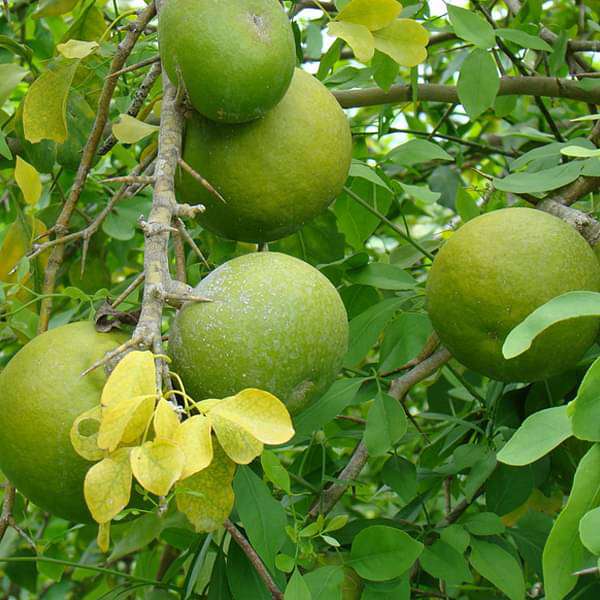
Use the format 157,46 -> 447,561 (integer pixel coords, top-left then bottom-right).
175,218 -> 210,269
111,272 -> 145,308
37,1 -> 157,333
224,520 -> 283,600
107,54 -> 161,79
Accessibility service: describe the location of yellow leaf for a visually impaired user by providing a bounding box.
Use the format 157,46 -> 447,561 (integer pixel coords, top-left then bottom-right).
70,405 -> 105,461
14,156 -> 42,205
112,114 -> 159,144
154,399 -> 180,440
33,0 -> 79,18
174,414 -> 213,479
97,521 -> 110,552
209,389 -> 295,445
372,19 -> 429,67
327,21 -> 375,63
176,443 -> 236,533
101,350 -> 156,407
97,395 -> 156,452
84,448 -> 132,523
23,58 -> 79,144
210,412 -> 263,465
57,39 -> 99,59
195,398 -> 222,413
337,0 -> 403,30
131,439 -> 185,496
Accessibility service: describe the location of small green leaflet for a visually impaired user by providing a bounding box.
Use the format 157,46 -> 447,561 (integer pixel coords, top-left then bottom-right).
580,507 -> 600,556
560,145 -> 600,158
497,406 -> 572,466
284,569 -> 311,600
571,356 -> 600,441
447,5 -> 495,49
493,161 -> 583,193
345,262 -> 417,290
502,291 -> 600,359
457,48 -> 500,120
496,28 -> 552,51
364,391 -> 408,456
388,138 -> 452,166
543,444 -> 600,600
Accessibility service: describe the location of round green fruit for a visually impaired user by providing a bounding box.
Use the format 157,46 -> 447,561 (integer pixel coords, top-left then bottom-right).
169,252 -> 349,414
426,207 -> 600,382
158,0 -> 295,123
0,322 -> 127,522
176,68 -> 353,243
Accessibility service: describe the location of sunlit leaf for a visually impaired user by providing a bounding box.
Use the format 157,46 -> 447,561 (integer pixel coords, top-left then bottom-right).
154,398 -> 180,440
336,0 -> 402,30
56,39 -> 99,59
101,351 -> 156,406
372,19 -> 429,67
70,405 -> 105,461
176,443 -> 236,533
210,412 -> 263,465
327,21 -> 375,63
0,63 -> 28,107
131,439 -> 185,496
112,114 -> 160,144
14,156 -> 42,205
174,414 -> 213,479
23,58 -> 79,144
97,394 -> 156,452
208,389 -> 295,445
33,0 -> 79,18
84,447 -> 132,523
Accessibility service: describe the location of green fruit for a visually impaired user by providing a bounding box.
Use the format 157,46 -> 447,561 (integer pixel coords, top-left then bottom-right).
0,322 -> 127,522
158,0 -> 295,123
176,68 -> 353,243
426,207 -> 600,382
169,252 -> 348,414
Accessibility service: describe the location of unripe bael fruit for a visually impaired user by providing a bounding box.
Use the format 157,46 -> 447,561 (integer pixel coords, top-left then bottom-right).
176,68 -> 353,243
426,207 -> 600,381
169,252 -> 349,415
0,322 -> 127,522
158,0 -> 295,123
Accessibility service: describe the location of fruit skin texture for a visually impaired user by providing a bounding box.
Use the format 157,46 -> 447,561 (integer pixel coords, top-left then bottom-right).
158,0 -> 295,123
0,322 -> 127,522
176,68 -> 353,243
426,207 -> 600,382
169,252 -> 349,415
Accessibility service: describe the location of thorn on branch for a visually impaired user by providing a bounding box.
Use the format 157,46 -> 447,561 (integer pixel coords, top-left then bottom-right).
138,217 -> 178,236
177,157 -> 226,204
106,55 -> 161,79
102,175 -> 155,185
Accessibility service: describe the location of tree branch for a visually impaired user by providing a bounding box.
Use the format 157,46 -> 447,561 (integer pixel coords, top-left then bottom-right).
0,484 -> 15,542
224,520 -> 283,600
308,348 -> 452,518
37,1 -> 157,333
334,77 -> 600,109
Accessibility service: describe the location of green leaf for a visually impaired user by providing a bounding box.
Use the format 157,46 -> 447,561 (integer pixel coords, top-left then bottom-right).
440,524 -> 471,553
0,63 -> 28,107
284,569 -> 311,600
23,58 -> 80,144
364,391 -> 408,456
227,538 -> 271,600
388,138 -> 452,166
0,131 -> 12,160
497,406 -> 572,466
61,0 -> 105,42
560,145 -> 600,158
580,506 -> 600,555
463,512 -> 506,535
496,28 -> 552,51
502,291 -> 600,359
494,161 -> 583,194
33,0 -> 79,18
233,466 -> 287,572
455,188 -> 480,222
349,159 -> 391,190
572,356 -> 600,441
381,456 -> 417,504
420,540 -> 473,585
344,297 -> 404,367
486,464 -> 534,516
361,577 -> 410,599
261,450 -> 291,494
447,4 -> 496,49
303,566 -> 344,600
457,48 -> 500,119
350,525 -> 423,581
469,539 -> 525,600
345,262 -> 416,290
108,512 -> 163,562
543,444 -> 600,600
292,378 -> 365,440
371,51 -> 399,91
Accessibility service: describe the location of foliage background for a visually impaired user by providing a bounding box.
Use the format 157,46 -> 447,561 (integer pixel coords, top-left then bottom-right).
2,0 -> 600,598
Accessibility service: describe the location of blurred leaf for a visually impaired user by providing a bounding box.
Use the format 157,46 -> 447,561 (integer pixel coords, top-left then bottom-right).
261,450 -> 291,494
56,39 -> 98,58
494,161 -> 583,193
304,566 -> 344,599
543,444 -> 600,599
346,262 -> 416,290
112,114 -> 159,144
388,138 -> 452,166
463,512 -> 506,535
420,540 -> 472,585
579,506 -> 600,555
15,156 -> 42,204
284,569 -> 311,600
33,0 -> 79,18
496,28 -> 552,51
0,63 -> 28,107
458,48 -> 500,119
108,512 -> 163,562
